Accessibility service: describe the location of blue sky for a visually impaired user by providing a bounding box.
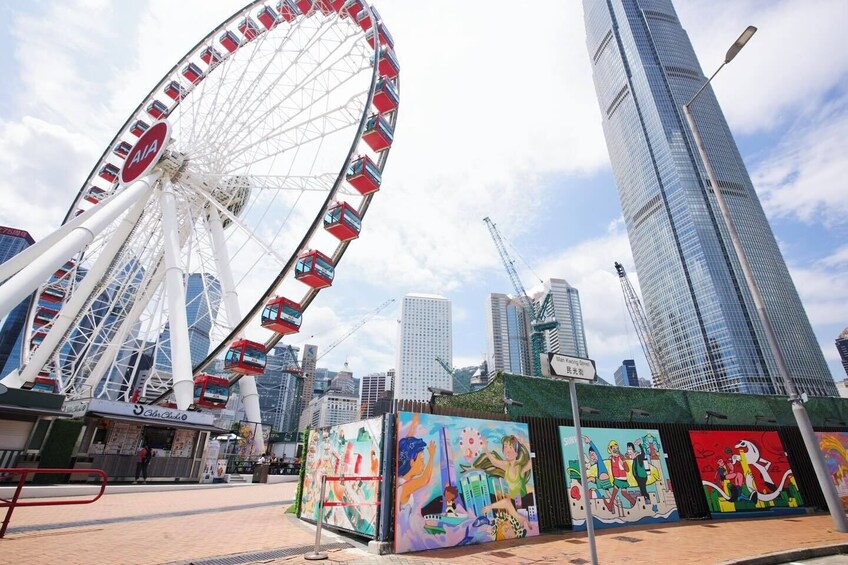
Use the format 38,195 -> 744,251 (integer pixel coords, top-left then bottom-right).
0,0 -> 846,388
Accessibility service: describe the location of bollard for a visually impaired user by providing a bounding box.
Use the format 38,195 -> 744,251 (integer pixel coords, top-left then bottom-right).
304,475 -> 328,560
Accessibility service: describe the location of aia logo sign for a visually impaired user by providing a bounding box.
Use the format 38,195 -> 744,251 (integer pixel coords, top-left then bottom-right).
120,120 -> 171,185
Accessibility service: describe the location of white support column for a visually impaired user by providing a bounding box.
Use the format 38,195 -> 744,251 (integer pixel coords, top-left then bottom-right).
208,211 -> 265,456
2,174 -> 159,389
160,182 -> 194,410
0,175 -> 158,323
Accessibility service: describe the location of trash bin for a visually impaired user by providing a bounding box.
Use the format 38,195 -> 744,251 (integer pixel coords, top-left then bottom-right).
252,463 -> 269,483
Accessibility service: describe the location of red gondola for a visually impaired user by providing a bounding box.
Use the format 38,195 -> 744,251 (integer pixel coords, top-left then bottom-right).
374,45 -> 399,78
365,22 -> 394,49
30,331 -> 46,349
277,0 -> 299,22
323,202 -> 362,241
261,297 -> 303,334
164,81 -> 186,101
356,5 -> 372,31
295,0 -> 313,15
257,6 -> 281,29
54,260 -> 75,278
99,163 -> 120,182
219,30 -> 242,53
200,46 -> 224,66
41,286 -> 65,303
130,120 -> 149,137
224,339 -> 267,375
84,186 -> 107,204
33,307 -> 59,327
294,249 -> 335,289
113,141 -> 132,157
146,100 -> 169,120
30,374 -> 56,393
238,17 -> 261,41
372,77 -> 399,113
182,62 -> 205,84
362,113 -> 394,152
341,0 -> 365,20
193,374 -> 230,409
346,154 -> 381,195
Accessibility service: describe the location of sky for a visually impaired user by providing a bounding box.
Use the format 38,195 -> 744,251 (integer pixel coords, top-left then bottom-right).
0,0 -> 846,389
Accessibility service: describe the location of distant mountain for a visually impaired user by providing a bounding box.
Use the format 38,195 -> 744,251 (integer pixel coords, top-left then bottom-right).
452,365 -> 478,394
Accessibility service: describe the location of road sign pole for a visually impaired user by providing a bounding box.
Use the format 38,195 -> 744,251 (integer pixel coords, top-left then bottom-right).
569,379 -> 598,565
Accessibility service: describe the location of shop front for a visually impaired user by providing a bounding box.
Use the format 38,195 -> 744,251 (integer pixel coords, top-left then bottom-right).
66,399 -> 227,482
0,384 -> 71,472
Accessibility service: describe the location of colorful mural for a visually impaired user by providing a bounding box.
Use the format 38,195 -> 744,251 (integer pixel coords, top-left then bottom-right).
394,412 -> 539,554
299,417 -> 383,537
689,430 -> 803,515
815,431 -> 848,508
558,426 -> 678,530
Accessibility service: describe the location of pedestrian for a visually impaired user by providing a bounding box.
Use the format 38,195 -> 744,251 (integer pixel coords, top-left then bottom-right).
135,443 -> 152,483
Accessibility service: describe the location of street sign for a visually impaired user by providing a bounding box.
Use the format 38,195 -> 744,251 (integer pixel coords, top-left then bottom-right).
540,353 -> 596,381
120,120 -> 170,185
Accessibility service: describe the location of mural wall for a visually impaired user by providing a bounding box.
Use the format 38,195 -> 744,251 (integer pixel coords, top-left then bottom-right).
299,417 -> 383,537
689,430 -> 803,515
815,431 -> 848,508
558,426 -> 678,530
394,412 -> 540,554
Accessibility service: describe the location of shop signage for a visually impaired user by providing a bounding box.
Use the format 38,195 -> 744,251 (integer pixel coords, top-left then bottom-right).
88,398 -> 215,426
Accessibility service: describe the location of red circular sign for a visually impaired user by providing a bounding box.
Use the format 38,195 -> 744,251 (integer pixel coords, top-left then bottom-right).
120,120 -> 171,185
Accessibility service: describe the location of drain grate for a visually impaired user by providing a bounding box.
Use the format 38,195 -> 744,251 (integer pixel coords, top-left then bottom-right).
569,559 -> 590,564
700,524 -> 720,528
612,535 -> 642,543
488,551 -> 516,558
565,539 -> 587,544
176,542 -> 352,565
646,529 -> 667,534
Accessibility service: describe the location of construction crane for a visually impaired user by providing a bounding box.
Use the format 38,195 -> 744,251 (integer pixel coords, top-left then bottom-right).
434,356 -> 471,393
316,298 -> 396,362
614,261 -> 669,388
483,217 -> 557,377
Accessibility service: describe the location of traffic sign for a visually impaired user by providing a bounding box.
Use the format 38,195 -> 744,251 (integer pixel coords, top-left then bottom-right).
120,120 -> 170,185
540,353 -> 596,381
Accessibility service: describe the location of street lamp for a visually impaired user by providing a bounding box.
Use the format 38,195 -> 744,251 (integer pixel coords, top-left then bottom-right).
704,410 -> 727,425
503,397 -> 524,415
427,386 -> 453,414
629,408 -> 650,422
683,26 -> 848,532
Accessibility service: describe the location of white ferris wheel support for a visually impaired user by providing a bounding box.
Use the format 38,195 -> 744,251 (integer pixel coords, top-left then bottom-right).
208,210 -> 264,455
1,174 -> 159,388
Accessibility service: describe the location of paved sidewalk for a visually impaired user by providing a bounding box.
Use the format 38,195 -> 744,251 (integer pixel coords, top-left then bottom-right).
1,482 -> 847,564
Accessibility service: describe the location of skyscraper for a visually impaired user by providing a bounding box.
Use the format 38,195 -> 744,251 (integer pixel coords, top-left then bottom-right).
486,293 -> 532,376
0,226 -> 35,377
584,0 -> 837,396
837,328 -> 848,379
360,371 -> 388,419
533,279 -> 588,359
395,293 -> 452,401
297,344 -> 318,430
614,360 -> 639,387
155,273 -> 222,371
256,345 -> 303,433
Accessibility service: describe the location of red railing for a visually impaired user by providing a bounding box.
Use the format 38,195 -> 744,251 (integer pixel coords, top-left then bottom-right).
0,467 -> 109,538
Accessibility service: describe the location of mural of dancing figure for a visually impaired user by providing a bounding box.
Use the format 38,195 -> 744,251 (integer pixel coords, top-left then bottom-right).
468,434 -> 534,533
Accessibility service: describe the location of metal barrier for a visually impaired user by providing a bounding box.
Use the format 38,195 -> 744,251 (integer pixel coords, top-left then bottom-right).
305,474 -> 382,560
0,467 -> 109,538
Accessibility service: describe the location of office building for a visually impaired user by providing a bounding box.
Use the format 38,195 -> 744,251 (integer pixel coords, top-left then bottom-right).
297,344 -> 318,427
837,327 -> 848,379
486,293 -> 532,377
329,362 -> 355,395
0,226 -> 35,377
304,390 -> 360,428
584,0 -> 837,396
256,345 -> 303,433
533,278 -> 588,359
360,371 -> 388,419
614,359 -> 639,387
155,273 -> 222,371
395,293 -> 452,401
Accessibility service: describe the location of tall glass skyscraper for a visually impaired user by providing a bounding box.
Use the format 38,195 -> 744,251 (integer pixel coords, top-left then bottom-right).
534,279 -> 589,360
486,293 -> 532,376
0,226 -> 35,377
584,0 -> 837,396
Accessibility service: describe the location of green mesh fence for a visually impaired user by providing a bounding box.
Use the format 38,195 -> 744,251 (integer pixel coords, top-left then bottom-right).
437,372 -> 848,428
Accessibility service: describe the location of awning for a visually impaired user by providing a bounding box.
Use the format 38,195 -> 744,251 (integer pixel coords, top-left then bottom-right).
0,404 -> 73,418
87,412 -> 228,434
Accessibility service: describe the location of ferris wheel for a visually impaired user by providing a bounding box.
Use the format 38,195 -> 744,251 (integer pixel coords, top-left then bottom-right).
0,0 -> 400,429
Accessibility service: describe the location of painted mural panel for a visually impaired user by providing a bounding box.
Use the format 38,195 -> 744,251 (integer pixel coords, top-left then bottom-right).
299,417 -> 383,537
689,430 -> 803,515
394,412 -> 540,554
815,431 -> 848,508
558,427 -> 678,530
